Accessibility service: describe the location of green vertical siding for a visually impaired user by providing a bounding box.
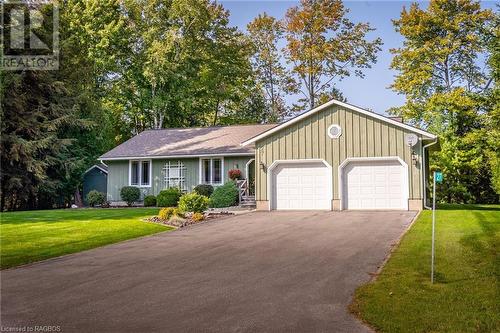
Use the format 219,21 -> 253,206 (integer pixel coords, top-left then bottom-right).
255,105 -> 424,201
224,156 -> 254,180
106,160 -> 129,201
107,156 -> 253,202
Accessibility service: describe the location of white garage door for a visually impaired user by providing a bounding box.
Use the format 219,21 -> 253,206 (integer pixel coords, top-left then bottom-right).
343,160 -> 407,210
272,162 -> 331,210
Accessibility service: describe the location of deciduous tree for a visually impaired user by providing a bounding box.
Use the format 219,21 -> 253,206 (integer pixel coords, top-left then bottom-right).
390,0 -> 497,202
284,0 -> 382,109
248,13 -> 295,121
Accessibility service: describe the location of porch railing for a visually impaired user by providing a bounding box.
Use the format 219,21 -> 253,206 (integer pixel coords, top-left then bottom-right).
236,179 -> 248,203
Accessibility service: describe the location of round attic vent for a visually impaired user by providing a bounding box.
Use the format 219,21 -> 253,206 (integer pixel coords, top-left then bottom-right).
328,124 -> 342,139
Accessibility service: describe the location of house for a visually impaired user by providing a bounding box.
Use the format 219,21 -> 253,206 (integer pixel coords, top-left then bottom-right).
99,124 -> 276,204
82,164 -> 108,205
99,99 -> 438,210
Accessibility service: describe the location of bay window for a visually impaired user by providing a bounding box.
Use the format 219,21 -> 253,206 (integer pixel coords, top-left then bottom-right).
129,160 -> 151,187
200,157 -> 223,185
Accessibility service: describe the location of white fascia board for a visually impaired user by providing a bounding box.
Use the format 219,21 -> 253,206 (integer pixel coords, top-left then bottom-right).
241,99 -> 437,146
84,165 -> 108,174
99,152 -> 255,161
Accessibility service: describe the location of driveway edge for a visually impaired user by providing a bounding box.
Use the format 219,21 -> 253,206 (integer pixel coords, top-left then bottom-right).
372,210 -> 421,277
348,210 -> 422,332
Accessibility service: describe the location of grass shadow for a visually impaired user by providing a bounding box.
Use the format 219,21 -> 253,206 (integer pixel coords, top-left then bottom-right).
438,204 -> 500,211
0,208 -> 159,225
457,210 -> 499,281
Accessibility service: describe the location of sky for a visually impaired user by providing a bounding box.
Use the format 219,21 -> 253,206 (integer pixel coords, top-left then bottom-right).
220,0 -> 496,115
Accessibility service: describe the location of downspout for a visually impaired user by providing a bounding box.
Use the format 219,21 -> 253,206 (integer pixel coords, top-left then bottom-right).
422,138 -> 438,210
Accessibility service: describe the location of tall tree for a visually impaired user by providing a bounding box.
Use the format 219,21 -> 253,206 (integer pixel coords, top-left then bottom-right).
217,86 -> 272,125
247,13 -> 295,121
480,6 -> 500,196
284,0 -> 382,109
0,0 -> 130,210
390,0 -> 497,203
59,0 -> 130,185
119,0 -> 253,131
0,2 -> 86,210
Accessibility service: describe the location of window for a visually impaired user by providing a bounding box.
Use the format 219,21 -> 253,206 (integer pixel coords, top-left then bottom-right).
131,161 -> 139,185
129,160 -> 150,187
163,161 -> 186,190
142,161 -> 149,185
200,158 -> 223,185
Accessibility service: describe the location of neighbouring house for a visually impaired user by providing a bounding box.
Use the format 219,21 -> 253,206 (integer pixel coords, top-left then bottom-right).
100,99 -> 438,210
82,164 -> 108,205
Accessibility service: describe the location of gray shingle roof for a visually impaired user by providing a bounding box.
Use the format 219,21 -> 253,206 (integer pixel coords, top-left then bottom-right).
100,124 -> 277,160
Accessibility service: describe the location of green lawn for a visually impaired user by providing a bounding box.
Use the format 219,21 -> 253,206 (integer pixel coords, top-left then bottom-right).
351,204 -> 500,333
0,208 -> 171,269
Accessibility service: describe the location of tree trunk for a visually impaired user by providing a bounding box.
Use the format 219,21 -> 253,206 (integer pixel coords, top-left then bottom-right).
74,189 -> 83,207
308,71 -> 315,109
213,99 -> 220,126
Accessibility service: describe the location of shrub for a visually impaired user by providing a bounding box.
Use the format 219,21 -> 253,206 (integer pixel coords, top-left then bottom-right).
228,169 -> 242,180
120,186 -> 140,206
158,207 -> 175,220
209,181 -> 239,208
86,190 -> 106,207
157,188 -> 182,207
193,184 -> 214,197
143,195 -> 157,207
178,192 -> 209,213
191,212 -> 204,222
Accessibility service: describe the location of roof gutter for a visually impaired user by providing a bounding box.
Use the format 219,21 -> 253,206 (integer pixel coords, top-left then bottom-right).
99,152 -> 255,161
422,138 -> 438,210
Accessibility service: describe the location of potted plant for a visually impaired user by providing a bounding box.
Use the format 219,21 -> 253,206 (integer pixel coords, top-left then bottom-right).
228,169 -> 242,181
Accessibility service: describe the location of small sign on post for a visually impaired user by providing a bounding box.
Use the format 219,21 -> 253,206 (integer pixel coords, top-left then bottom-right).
431,171 -> 442,283
435,172 -> 443,183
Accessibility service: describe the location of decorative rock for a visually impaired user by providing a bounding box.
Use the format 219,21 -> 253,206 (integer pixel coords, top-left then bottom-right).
144,210 -> 234,228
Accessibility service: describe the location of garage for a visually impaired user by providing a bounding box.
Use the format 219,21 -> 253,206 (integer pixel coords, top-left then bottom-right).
341,159 -> 408,210
271,161 -> 331,210
242,98 -> 437,211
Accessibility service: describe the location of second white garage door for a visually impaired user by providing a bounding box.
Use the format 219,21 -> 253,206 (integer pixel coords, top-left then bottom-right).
343,160 -> 407,210
272,162 -> 331,210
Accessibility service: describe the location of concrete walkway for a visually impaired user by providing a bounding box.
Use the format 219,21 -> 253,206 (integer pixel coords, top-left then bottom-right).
1,210 -> 416,333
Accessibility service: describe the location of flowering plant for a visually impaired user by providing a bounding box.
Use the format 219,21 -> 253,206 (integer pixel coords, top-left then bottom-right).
228,169 -> 242,180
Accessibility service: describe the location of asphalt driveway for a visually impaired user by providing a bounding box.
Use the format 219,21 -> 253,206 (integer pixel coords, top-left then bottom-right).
1,210 -> 416,333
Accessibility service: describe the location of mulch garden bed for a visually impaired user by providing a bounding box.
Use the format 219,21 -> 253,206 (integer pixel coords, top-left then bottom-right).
144,211 -> 235,228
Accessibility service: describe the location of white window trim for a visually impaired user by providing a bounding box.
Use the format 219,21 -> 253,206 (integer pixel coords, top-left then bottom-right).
163,160 -> 187,191
245,158 -> 255,180
199,157 -> 224,185
129,159 -> 152,187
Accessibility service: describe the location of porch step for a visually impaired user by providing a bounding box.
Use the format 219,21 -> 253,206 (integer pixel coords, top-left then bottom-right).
240,195 -> 256,208
240,202 -> 256,208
